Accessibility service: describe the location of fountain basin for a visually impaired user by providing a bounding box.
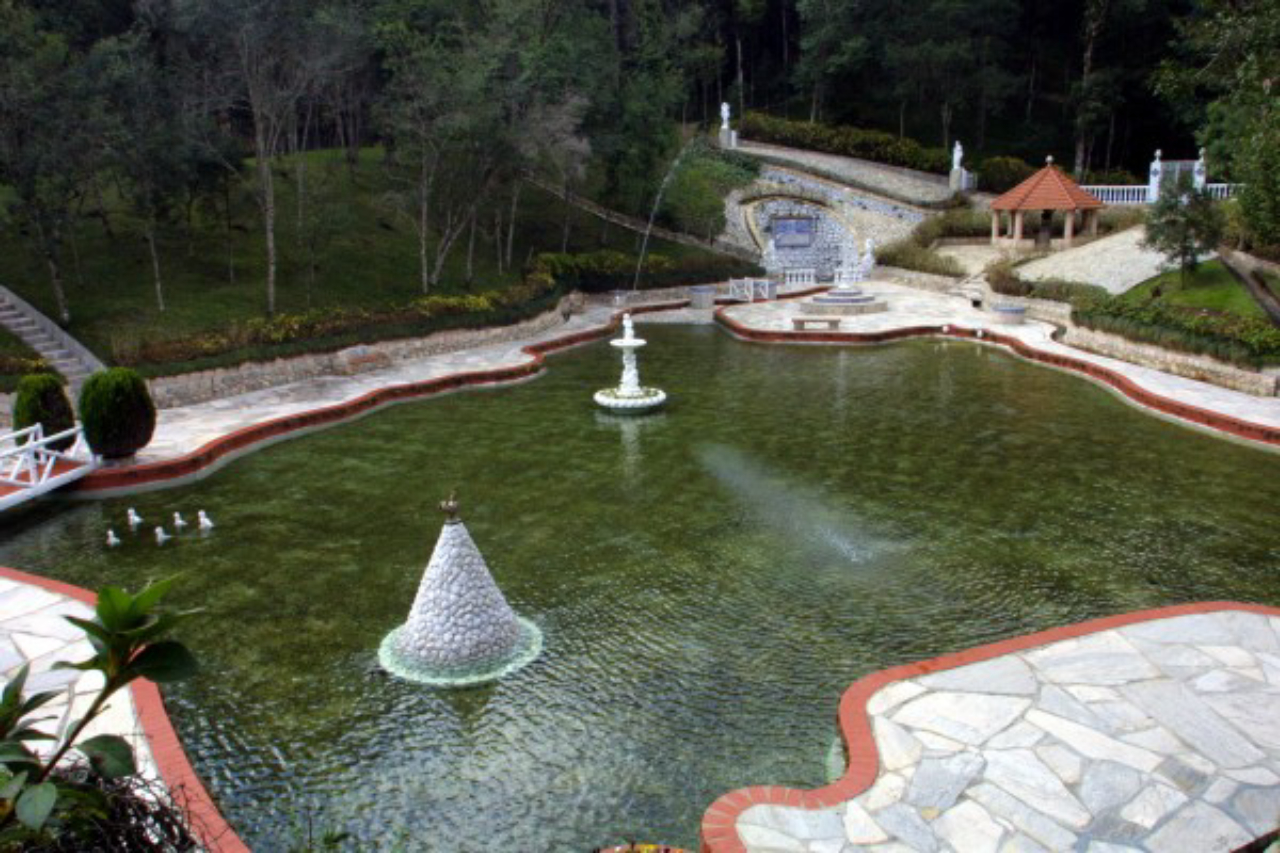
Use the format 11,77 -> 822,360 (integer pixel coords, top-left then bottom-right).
594,387 -> 667,412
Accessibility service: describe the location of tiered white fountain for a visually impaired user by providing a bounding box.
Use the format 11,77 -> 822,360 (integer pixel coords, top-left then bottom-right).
594,313 -> 667,413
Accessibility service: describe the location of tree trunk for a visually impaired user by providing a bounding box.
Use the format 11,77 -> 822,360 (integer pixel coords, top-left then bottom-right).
253,123 -> 278,315
91,178 -> 115,241
736,33 -> 745,122
1074,0 -> 1110,178
466,209 -> 476,285
35,220 -> 70,324
898,100 -> 907,139
506,182 -> 520,268
562,179 -> 574,252
941,102 -> 952,150
224,180 -> 236,284
145,220 -> 165,312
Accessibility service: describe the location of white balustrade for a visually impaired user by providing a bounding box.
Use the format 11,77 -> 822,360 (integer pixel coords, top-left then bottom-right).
0,423 -> 96,510
783,268 -> 817,287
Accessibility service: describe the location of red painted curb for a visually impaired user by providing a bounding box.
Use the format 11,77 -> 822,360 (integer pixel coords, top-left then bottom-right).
699,601 -> 1280,853
0,566 -> 249,853
714,310 -> 1280,447
71,289 -> 834,495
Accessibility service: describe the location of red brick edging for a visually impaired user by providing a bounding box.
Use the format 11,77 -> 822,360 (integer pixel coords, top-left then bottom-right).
699,600 -> 1280,853
714,309 -> 1280,447
71,290 -> 829,495
0,565 -> 250,852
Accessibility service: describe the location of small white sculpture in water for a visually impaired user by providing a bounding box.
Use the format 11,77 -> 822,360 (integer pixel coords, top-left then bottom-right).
127,508 -> 143,528
173,512 -> 188,530
106,530 -> 120,547
594,313 -> 667,413
155,526 -> 172,545
198,510 -> 214,531
379,493 -> 542,687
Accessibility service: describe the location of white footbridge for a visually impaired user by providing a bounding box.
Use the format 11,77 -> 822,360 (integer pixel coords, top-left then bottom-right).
0,424 -> 97,511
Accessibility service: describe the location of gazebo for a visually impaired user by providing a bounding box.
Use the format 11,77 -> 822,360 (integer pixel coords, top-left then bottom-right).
990,156 -> 1105,249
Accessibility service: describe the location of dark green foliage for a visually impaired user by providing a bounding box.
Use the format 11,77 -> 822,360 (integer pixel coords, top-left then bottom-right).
877,240 -> 964,277
77,369 -> 156,459
987,259 -> 1108,304
1142,175 -> 1227,287
0,579 -> 198,848
978,156 -> 1035,193
739,113 -> 951,175
658,139 -> 759,239
1072,294 -> 1280,367
533,250 -> 760,293
11,374 -> 74,451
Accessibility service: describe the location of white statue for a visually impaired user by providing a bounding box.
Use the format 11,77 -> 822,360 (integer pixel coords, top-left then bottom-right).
720,102 -> 731,131
952,141 -> 964,171
623,313 -> 635,341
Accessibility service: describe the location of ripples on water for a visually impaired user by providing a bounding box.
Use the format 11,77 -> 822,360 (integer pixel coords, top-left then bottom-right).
1,327 -> 1278,851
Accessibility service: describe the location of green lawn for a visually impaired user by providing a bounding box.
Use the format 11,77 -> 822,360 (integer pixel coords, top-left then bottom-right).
1,147 -> 721,367
1122,260 -> 1265,319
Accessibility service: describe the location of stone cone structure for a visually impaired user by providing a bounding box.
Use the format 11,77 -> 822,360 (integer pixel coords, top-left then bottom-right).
379,497 -> 541,686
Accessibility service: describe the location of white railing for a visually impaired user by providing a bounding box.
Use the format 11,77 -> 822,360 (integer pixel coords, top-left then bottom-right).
1205,183 -> 1241,200
783,268 -> 816,287
727,278 -> 778,301
1081,185 -> 1150,205
1082,182 -> 1242,205
0,423 -> 96,508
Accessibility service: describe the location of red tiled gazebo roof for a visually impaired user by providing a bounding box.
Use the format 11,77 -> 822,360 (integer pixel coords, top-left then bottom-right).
991,160 -> 1105,211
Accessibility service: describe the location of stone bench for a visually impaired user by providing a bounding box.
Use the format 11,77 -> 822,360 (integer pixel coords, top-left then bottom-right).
792,317 -> 842,331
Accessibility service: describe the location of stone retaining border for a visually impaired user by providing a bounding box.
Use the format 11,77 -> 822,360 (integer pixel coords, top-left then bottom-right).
699,600 -> 1280,853
0,565 -> 250,853
713,309 -> 1280,448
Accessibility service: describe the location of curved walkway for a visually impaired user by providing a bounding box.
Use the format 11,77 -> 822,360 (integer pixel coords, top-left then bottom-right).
701,603 -> 1280,853
0,566 -> 248,853
56,279 -> 1280,498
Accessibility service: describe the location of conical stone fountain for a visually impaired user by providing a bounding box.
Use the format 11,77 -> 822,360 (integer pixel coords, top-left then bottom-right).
594,313 -> 667,413
379,493 -> 542,687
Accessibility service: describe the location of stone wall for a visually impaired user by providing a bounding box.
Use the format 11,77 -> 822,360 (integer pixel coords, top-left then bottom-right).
1062,325 -> 1278,397
147,298 -> 576,409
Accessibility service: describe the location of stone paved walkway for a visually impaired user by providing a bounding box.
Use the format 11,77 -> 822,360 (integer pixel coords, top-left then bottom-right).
723,607 -> 1280,853
0,576 -> 154,775
105,279 -> 1280,473
1017,228 -> 1196,295
721,284 -> 1280,432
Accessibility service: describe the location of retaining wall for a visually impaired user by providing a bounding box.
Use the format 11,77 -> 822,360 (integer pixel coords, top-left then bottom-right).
147,299 -> 576,409
1062,325 -> 1278,397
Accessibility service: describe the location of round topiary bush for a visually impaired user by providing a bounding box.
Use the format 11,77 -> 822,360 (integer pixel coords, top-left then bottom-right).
979,156 -> 1036,193
12,373 -> 75,451
78,368 -> 156,459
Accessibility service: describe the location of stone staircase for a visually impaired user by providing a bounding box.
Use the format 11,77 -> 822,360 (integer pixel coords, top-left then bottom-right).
0,287 -> 104,389
949,273 -> 988,306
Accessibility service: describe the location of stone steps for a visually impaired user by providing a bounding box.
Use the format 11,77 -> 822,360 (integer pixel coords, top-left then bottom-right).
0,294 -> 102,387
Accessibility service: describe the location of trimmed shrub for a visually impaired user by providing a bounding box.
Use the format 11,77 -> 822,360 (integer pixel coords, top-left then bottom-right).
878,239 -> 964,277
739,112 -> 951,175
659,138 -> 759,239
1072,294 -> 1280,367
533,250 -> 761,293
986,259 -> 1107,304
12,373 -> 75,450
78,368 -> 156,459
978,156 -> 1035,194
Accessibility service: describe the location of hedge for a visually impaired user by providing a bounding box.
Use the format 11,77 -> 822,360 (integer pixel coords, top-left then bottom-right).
1072,295 -> 1280,367
79,368 -> 157,459
12,373 -> 75,450
986,259 -> 1108,304
739,113 -> 951,175
532,250 -> 760,293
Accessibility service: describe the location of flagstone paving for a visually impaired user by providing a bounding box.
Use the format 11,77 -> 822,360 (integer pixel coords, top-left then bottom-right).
728,609 -> 1280,852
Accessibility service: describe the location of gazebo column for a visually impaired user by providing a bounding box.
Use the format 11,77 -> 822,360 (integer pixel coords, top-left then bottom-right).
991,211 -> 999,245
1013,211 -> 1024,243
1089,210 -> 1100,236
1064,210 -> 1075,247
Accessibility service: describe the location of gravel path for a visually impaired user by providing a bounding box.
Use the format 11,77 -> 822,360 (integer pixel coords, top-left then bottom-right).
1018,228 -> 1190,294
737,140 -> 953,205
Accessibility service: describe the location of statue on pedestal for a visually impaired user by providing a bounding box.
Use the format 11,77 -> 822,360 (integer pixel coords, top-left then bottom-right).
721,102 -> 731,131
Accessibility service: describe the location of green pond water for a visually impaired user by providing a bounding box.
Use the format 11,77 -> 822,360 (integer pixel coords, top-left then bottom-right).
2,325 -> 1279,851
